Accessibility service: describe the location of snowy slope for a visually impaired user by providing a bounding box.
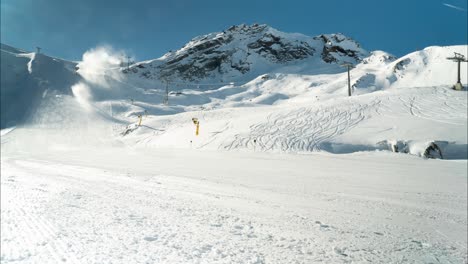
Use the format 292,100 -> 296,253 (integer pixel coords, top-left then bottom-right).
0,44 -> 81,128
353,45 -> 468,91
1,23 -> 467,158
1,143 -> 467,263
113,86 -> 467,160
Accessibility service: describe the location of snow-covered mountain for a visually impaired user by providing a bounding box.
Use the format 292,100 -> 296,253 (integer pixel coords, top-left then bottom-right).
124,24 -> 368,86
2,24 -> 368,128
1,24 -> 467,155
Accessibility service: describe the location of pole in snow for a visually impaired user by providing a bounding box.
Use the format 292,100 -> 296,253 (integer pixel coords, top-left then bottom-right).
138,114 -> 142,126
341,63 -> 354,96
192,118 -> 200,136
126,55 -> 131,71
164,81 -> 169,106
36,47 -> 41,54
446,52 -> 468,91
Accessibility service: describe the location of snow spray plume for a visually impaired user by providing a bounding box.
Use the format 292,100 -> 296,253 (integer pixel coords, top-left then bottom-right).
55,45 -> 130,148
76,46 -> 129,88
72,45 -> 132,110
71,82 -> 93,112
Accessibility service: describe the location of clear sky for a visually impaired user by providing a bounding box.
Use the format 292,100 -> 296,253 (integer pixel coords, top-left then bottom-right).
1,0 -> 467,61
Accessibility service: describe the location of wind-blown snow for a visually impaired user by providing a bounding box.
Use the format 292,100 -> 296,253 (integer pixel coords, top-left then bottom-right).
71,82 -> 93,112
76,46 -> 127,88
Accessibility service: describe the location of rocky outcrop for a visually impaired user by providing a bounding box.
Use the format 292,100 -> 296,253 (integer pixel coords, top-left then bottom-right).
316,34 -> 364,63
247,33 -> 315,62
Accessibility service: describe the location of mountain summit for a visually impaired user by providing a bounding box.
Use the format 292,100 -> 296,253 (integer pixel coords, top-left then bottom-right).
125,24 -> 368,83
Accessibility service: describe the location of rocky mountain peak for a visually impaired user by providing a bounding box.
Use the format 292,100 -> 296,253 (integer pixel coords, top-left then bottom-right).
126,24 -> 368,83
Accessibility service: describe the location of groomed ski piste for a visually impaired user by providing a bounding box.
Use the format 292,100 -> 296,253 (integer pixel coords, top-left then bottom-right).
1,25 -> 467,263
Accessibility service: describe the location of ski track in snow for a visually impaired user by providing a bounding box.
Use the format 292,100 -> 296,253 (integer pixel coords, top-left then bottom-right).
394,88 -> 467,126
225,102 -> 372,152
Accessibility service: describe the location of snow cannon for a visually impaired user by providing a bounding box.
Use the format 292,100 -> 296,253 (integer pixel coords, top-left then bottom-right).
138,114 -> 143,126
192,118 -> 200,136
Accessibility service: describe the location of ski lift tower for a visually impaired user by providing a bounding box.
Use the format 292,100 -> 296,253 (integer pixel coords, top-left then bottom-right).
161,78 -> 169,106
126,55 -> 131,71
446,52 -> 468,91
341,63 -> 354,96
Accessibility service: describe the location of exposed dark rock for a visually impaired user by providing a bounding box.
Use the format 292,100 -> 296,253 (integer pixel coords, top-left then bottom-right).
317,34 -> 362,63
141,71 -> 151,78
424,143 -> 443,159
247,33 -> 315,63
394,58 -> 411,72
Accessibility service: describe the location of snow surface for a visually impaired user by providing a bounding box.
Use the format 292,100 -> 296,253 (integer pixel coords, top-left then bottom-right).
1,147 -> 467,263
1,25 -> 467,263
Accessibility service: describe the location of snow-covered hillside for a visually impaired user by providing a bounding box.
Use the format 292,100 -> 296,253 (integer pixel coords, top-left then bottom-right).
353,45 -> 468,91
0,44 -> 80,128
1,25 -> 467,155
116,86 -> 466,159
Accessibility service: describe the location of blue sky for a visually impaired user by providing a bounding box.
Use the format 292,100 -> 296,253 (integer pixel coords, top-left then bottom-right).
1,0 -> 467,61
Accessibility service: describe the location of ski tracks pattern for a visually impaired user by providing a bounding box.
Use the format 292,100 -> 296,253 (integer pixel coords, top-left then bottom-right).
390,88 -> 466,125
225,100 -> 381,152
224,87 -> 466,152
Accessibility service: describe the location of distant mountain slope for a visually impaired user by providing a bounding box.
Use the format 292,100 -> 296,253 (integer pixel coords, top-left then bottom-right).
0,44 -> 80,128
352,45 -> 468,92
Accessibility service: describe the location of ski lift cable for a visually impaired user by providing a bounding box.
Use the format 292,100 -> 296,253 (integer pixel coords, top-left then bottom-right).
77,69 -> 237,91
